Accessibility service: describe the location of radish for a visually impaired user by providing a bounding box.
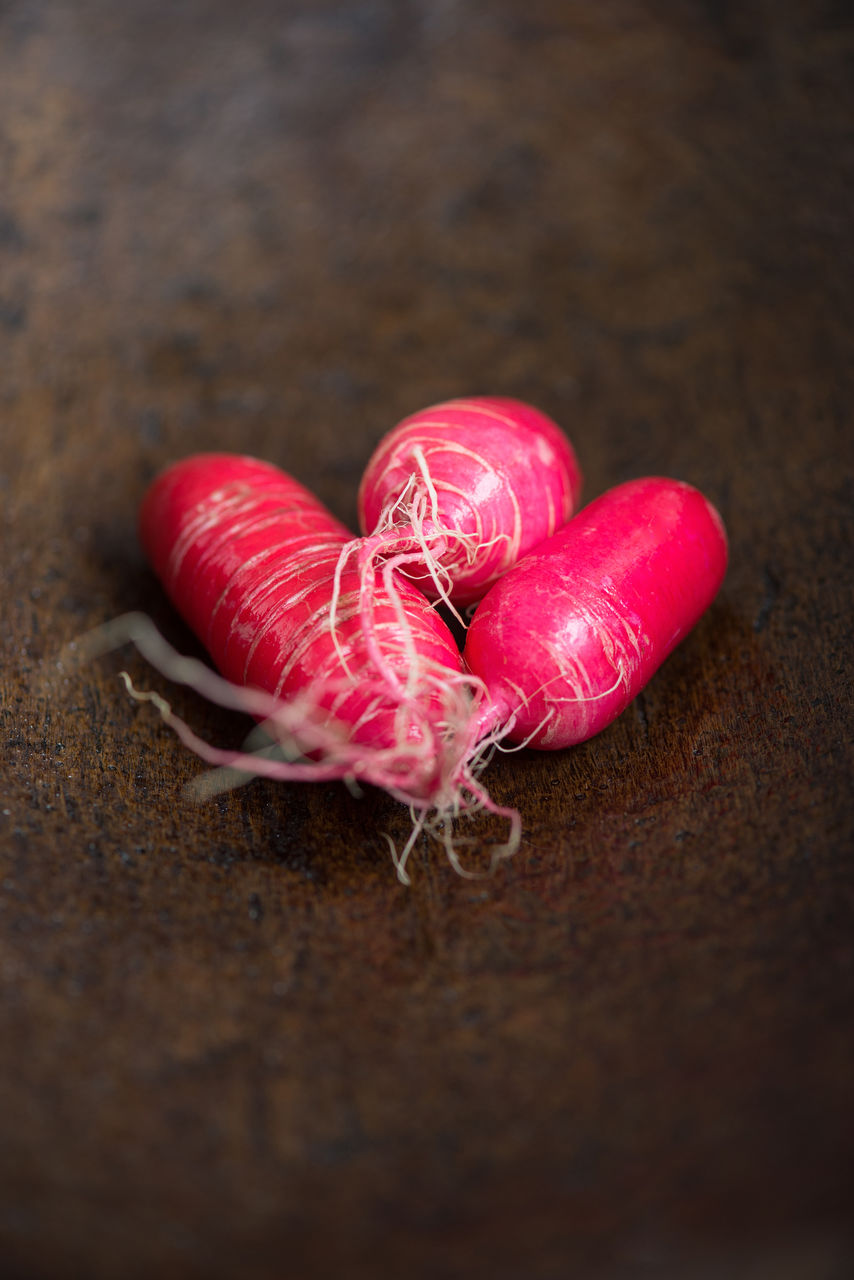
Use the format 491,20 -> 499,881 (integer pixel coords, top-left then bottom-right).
107,452 -> 515,880
351,397 -> 582,610
464,477 -> 729,749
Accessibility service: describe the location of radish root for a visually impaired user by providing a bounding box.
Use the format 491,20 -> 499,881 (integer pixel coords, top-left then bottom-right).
76,612 -> 521,883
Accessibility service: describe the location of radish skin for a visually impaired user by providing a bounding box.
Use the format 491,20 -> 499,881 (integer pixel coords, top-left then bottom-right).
137,454 -> 496,820
464,478 -> 728,748
354,397 -> 582,607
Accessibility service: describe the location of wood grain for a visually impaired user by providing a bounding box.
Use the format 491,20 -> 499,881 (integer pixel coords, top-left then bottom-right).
1,2 -> 852,1277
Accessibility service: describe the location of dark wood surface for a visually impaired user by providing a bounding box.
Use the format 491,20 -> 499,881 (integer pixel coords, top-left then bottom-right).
2,2 -> 852,1277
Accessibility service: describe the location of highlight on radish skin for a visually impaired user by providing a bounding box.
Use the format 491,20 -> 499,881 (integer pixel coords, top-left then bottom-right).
353,397 -> 582,609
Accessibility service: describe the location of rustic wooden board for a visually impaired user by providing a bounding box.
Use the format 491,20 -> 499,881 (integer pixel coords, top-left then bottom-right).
1,2 -> 852,1277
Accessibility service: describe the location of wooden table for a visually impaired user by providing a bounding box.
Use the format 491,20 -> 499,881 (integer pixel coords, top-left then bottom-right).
2,3 -> 852,1276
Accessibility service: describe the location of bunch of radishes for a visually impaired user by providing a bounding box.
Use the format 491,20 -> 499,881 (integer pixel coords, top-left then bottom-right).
121,397 -> 726,881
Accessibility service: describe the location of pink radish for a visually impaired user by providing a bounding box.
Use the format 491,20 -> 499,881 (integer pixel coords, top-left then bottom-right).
131,454 -> 504,846
353,397 -> 582,608
464,477 -> 728,749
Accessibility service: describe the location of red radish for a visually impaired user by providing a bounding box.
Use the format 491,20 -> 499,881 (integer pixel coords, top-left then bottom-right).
93,460 -> 724,883
464,477 -> 728,749
133,454 -> 505,849
352,397 -> 582,609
